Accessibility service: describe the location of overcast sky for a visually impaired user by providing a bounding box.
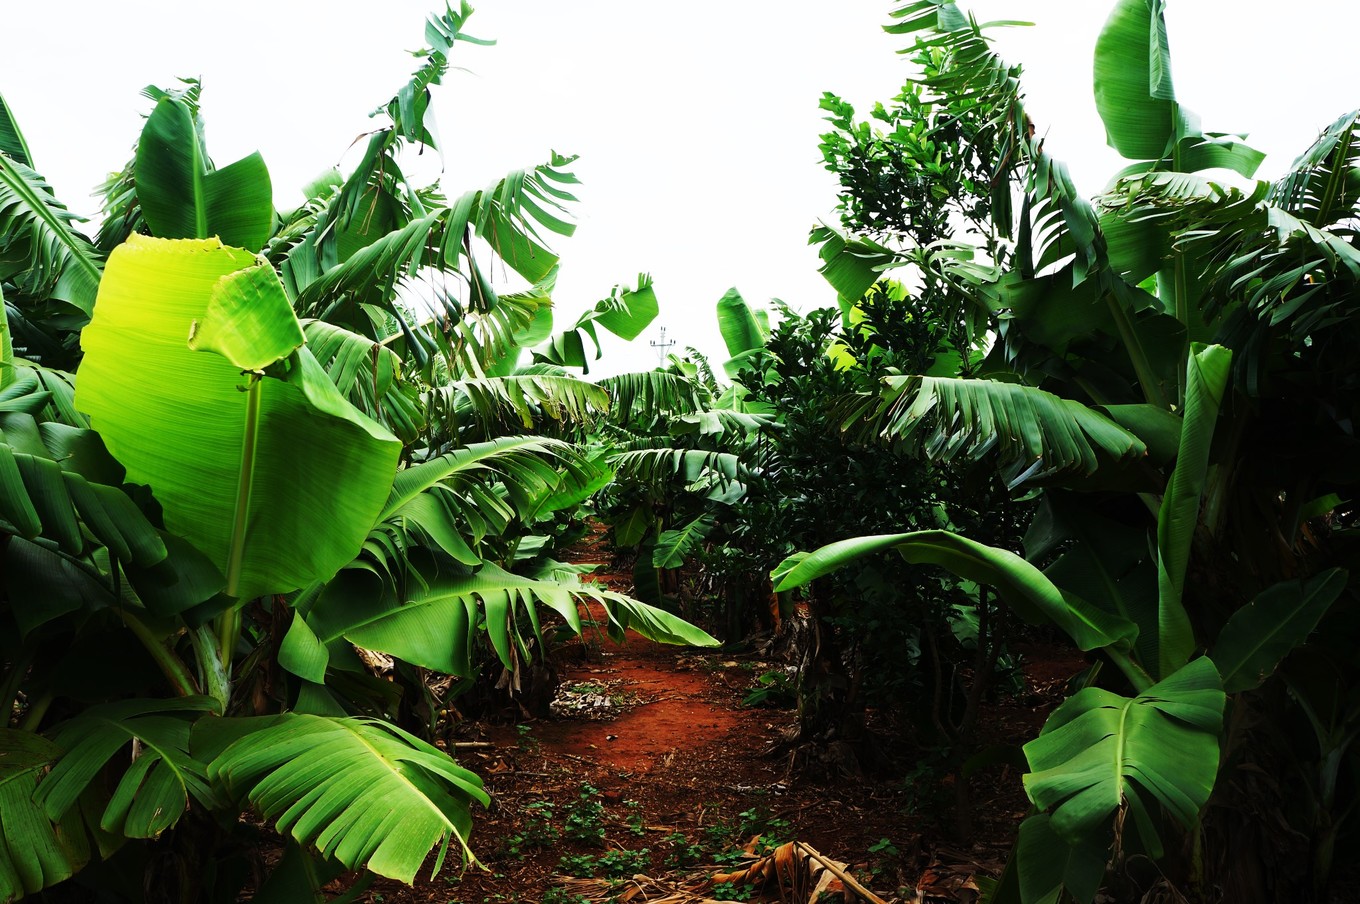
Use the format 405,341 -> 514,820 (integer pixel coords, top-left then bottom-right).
3,1 -> 1357,375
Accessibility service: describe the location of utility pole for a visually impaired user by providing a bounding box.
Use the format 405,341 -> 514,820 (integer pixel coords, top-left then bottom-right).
649,326 -> 676,366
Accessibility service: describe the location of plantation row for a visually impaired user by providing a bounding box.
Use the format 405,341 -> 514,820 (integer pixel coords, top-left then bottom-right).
2,1 -> 1357,902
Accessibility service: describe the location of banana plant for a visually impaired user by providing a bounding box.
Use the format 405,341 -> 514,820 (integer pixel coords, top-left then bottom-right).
784,0 -> 1360,899
0,8 -> 717,901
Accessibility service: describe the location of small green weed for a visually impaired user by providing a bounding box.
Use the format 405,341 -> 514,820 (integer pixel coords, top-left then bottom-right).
711,881 -> 756,901
564,784 -> 606,845
557,853 -> 598,877
624,799 -> 646,836
868,836 -> 899,879
737,807 -> 790,854
502,800 -> 559,858
742,669 -> 796,708
663,832 -> 706,869
557,848 -> 650,879
598,847 -> 650,878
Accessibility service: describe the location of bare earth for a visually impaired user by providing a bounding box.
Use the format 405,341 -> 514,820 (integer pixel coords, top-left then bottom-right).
303,531 -> 1084,904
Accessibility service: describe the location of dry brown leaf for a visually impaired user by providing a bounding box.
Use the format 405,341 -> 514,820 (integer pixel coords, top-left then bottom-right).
915,863 -> 982,903
711,841 -> 889,904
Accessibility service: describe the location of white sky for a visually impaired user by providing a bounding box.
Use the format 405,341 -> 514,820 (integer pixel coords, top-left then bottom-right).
3,1 -> 1357,376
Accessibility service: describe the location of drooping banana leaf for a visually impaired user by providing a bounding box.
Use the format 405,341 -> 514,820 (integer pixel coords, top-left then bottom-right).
0,154 -> 102,317
448,375 -> 610,432
597,371 -> 708,427
0,412 -> 165,570
810,224 -> 898,314
77,235 -> 402,603
609,448 -> 745,490
0,729 -> 91,901
199,714 -> 488,884
771,530 -> 1138,657
653,514 -> 716,570
534,275 -> 658,372
303,560 -> 717,680
1013,812 -> 1108,904
844,376 -> 1147,487
33,698 -> 221,841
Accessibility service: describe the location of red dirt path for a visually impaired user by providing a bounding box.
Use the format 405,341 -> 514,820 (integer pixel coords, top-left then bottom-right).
343,530 -> 1085,904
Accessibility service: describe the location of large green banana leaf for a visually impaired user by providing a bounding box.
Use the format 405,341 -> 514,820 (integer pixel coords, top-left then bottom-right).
1212,569 -> 1348,693
854,376 -> 1147,487
360,436 -> 595,574
199,714 -> 488,884
654,514 -> 716,570
1153,343 -> 1230,679
0,730 -> 90,902
534,275 -> 658,372
715,287 -> 768,378
135,98 -> 273,252
772,530 -> 1137,656
1023,657 -> 1224,853
597,371 -> 708,426
34,698 -> 220,841
295,560 -> 717,680
0,410 -> 164,571
1014,813 -> 1107,904
810,225 -> 898,312
0,154 -> 102,317
0,93 -> 33,165
451,375 -> 610,431
1093,0 -> 1175,161
76,235 -> 402,603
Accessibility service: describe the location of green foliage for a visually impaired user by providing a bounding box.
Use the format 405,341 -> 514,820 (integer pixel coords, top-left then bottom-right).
134,96 -> 274,251
711,881 -> 756,901
787,0 -> 1360,899
0,7 -> 718,901
78,235 -> 402,605
562,783 -> 606,846
662,832 -> 706,869
506,800 -> 557,855
741,668 -> 796,708
557,847 -> 650,880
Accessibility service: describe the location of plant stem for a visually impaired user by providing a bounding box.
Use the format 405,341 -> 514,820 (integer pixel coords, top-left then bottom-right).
0,283 -> 14,392
1104,288 -> 1168,410
189,623 -> 231,711
0,649 -> 34,726
218,373 -> 263,670
114,607 -> 199,697
18,691 -> 53,731
1106,647 -> 1153,694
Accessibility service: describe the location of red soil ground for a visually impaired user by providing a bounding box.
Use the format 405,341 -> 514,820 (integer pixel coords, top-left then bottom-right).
313,532 -> 1086,904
